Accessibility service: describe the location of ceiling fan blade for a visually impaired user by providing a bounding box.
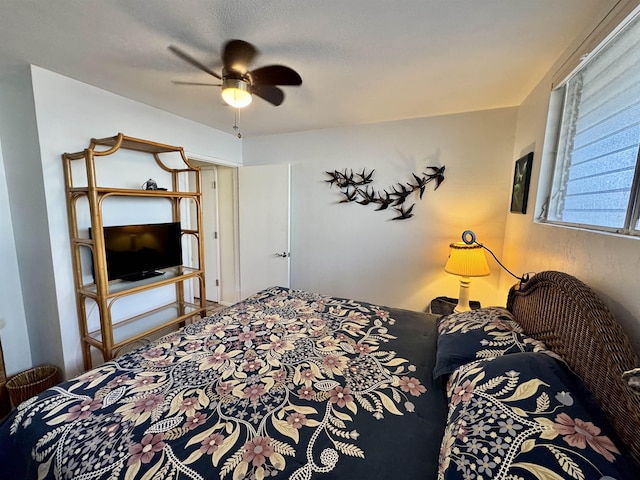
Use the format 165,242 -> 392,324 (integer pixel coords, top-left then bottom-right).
168,45 -> 222,80
222,39 -> 258,73
251,65 -> 302,86
252,85 -> 285,106
172,80 -> 221,87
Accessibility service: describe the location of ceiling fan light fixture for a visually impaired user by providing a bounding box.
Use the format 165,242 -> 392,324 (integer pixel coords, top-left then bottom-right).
221,78 -> 252,108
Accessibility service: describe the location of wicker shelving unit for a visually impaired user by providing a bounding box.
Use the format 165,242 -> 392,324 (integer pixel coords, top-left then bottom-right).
62,133 -> 207,370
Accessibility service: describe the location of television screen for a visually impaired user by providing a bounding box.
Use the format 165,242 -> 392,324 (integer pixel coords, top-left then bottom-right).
93,222 -> 183,282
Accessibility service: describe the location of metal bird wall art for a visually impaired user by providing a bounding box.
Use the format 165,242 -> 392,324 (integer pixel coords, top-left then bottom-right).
324,165 -> 445,220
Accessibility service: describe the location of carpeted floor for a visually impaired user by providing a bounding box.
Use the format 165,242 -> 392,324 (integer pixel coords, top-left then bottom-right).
199,299 -> 227,316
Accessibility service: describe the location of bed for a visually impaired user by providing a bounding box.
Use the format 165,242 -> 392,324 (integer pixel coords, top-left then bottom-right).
0,286 -> 448,479
1,272 -> 639,479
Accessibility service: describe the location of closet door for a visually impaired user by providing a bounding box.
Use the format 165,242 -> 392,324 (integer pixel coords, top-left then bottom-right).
200,167 -> 220,303
238,164 -> 290,299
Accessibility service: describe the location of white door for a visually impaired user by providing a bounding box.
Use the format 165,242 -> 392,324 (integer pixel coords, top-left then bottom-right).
238,164 -> 290,299
200,168 -> 220,302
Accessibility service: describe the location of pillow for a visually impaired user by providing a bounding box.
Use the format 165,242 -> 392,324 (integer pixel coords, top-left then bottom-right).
438,352 -> 637,479
433,307 -> 547,378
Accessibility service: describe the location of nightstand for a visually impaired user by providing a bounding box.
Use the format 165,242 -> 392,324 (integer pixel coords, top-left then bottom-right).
429,296 -> 481,316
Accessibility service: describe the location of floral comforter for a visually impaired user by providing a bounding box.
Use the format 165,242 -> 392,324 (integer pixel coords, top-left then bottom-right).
0,287 -> 448,479
439,352 -> 638,479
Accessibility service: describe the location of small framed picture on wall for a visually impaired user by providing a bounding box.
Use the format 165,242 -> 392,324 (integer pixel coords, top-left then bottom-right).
510,152 -> 533,214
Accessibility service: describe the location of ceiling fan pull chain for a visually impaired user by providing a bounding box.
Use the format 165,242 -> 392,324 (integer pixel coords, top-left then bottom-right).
233,109 -> 242,139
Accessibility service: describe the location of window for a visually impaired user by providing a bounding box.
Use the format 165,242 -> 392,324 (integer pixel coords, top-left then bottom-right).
544,8 -> 640,235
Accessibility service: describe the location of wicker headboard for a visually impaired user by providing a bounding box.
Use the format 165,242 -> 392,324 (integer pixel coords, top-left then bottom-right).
507,270 -> 640,463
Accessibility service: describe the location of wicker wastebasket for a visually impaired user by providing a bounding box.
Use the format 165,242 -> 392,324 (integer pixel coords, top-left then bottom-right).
6,365 -> 61,408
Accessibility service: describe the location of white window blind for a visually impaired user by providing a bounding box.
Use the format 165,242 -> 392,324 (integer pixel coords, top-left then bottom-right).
547,8 -> 640,234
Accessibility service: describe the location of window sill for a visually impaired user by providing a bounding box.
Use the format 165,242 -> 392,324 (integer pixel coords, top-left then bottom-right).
534,218 -> 640,241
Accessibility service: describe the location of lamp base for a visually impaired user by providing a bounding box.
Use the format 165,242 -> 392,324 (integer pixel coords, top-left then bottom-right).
454,277 -> 472,313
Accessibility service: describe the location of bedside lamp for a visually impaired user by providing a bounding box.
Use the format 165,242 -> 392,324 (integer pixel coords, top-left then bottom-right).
444,242 -> 490,313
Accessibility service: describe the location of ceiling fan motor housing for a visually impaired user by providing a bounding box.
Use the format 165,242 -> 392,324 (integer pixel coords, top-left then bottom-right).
222,75 -> 251,91
221,74 -> 252,108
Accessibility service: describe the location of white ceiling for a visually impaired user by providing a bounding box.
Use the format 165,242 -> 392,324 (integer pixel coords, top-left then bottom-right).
0,0 -> 611,137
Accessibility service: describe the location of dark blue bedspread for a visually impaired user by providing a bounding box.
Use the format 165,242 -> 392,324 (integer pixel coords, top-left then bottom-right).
0,287 -> 447,479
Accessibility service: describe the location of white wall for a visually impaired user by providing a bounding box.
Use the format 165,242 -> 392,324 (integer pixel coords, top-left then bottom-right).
0,136 -> 33,376
1,66 -> 241,377
503,66 -> 640,355
0,67 -> 60,375
243,108 -> 518,312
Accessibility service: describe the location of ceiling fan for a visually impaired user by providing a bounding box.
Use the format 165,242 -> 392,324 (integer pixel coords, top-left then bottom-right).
168,39 -> 302,108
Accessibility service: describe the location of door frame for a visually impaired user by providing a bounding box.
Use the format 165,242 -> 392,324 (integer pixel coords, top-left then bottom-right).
183,153 -> 290,305
196,165 -> 221,303
186,152 -> 241,305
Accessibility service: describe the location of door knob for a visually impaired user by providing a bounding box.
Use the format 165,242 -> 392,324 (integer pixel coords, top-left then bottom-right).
275,252 -> 289,258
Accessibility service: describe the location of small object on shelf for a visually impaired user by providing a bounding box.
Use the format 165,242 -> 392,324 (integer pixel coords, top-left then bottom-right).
142,178 -> 167,191
142,178 -> 158,190
429,296 -> 481,316
5,365 -> 61,407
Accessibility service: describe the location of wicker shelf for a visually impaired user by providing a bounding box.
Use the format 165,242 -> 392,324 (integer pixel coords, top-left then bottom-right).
86,300 -> 203,351
67,187 -> 200,198
62,133 -> 207,369
79,265 -> 202,298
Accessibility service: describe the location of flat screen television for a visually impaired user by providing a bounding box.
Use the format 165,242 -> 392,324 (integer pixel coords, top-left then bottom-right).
91,222 -> 183,282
